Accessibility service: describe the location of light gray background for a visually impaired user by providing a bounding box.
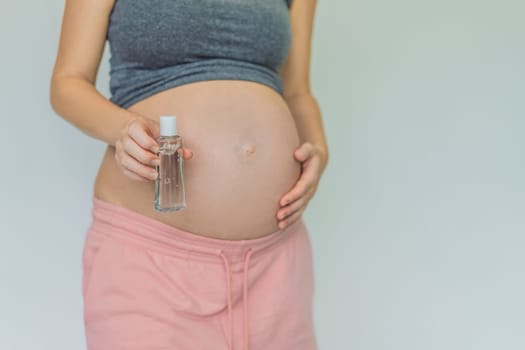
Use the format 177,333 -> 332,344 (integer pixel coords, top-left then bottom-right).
1,0 -> 524,349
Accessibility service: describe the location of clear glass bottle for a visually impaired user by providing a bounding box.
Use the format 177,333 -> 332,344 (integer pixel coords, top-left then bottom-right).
154,115 -> 187,212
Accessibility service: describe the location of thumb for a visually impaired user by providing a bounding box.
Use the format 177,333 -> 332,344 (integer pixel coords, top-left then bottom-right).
141,119 -> 160,154
294,142 -> 312,162
146,119 -> 160,140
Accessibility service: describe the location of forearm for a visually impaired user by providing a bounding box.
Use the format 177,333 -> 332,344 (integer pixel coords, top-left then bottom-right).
50,76 -> 137,147
285,93 -> 329,169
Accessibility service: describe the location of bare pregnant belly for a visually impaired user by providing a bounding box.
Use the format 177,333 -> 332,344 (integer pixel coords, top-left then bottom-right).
93,80 -> 302,240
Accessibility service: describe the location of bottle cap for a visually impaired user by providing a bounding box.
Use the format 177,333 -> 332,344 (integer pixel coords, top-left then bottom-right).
159,115 -> 177,136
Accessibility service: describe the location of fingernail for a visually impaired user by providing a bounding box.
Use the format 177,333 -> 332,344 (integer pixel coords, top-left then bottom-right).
151,158 -> 160,166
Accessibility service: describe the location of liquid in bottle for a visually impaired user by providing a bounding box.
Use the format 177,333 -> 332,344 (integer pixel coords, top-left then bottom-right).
154,115 -> 186,212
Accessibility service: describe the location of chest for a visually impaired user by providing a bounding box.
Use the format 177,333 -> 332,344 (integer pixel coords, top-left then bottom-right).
107,0 -> 291,69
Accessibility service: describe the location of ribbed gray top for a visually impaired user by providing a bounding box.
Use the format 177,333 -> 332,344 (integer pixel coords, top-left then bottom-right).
106,0 -> 293,109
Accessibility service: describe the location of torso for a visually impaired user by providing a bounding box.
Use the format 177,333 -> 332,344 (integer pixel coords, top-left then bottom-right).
94,80 -> 302,240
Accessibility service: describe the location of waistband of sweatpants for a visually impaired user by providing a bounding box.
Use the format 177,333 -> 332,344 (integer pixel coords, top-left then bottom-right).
89,196 -> 303,265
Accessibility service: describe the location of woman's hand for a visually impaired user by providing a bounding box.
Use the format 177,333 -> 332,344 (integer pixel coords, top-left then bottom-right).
115,115 -> 193,182
276,142 -> 328,229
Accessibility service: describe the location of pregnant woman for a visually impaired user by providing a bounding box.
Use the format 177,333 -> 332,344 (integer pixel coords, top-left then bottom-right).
50,0 -> 328,349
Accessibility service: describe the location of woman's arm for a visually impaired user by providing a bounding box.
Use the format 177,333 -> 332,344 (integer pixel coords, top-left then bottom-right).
49,0 -> 141,148
276,0 -> 328,228
49,0 -> 183,182
280,0 -> 329,170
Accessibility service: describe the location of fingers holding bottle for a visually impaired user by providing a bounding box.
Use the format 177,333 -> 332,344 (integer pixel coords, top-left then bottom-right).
115,113 -> 194,182
115,115 -> 161,182
180,146 -> 193,160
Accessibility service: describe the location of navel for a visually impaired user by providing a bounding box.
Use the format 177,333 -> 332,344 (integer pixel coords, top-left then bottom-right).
239,143 -> 256,156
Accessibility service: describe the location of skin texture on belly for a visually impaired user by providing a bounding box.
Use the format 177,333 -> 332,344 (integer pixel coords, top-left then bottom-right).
94,80 -> 302,240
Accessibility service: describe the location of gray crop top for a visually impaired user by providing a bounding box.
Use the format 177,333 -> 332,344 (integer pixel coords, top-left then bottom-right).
106,0 -> 293,109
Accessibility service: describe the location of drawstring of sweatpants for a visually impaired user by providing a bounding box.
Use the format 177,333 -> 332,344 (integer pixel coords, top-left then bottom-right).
218,247 -> 254,350
242,248 -> 254,350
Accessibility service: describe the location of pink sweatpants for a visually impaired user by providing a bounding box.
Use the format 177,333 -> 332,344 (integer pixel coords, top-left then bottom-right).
81,197 -> 318,350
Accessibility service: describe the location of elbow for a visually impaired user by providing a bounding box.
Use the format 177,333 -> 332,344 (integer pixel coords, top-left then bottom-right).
49,76 -> 63,116
320,145 -> 329,169
49,75 -> 80,117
